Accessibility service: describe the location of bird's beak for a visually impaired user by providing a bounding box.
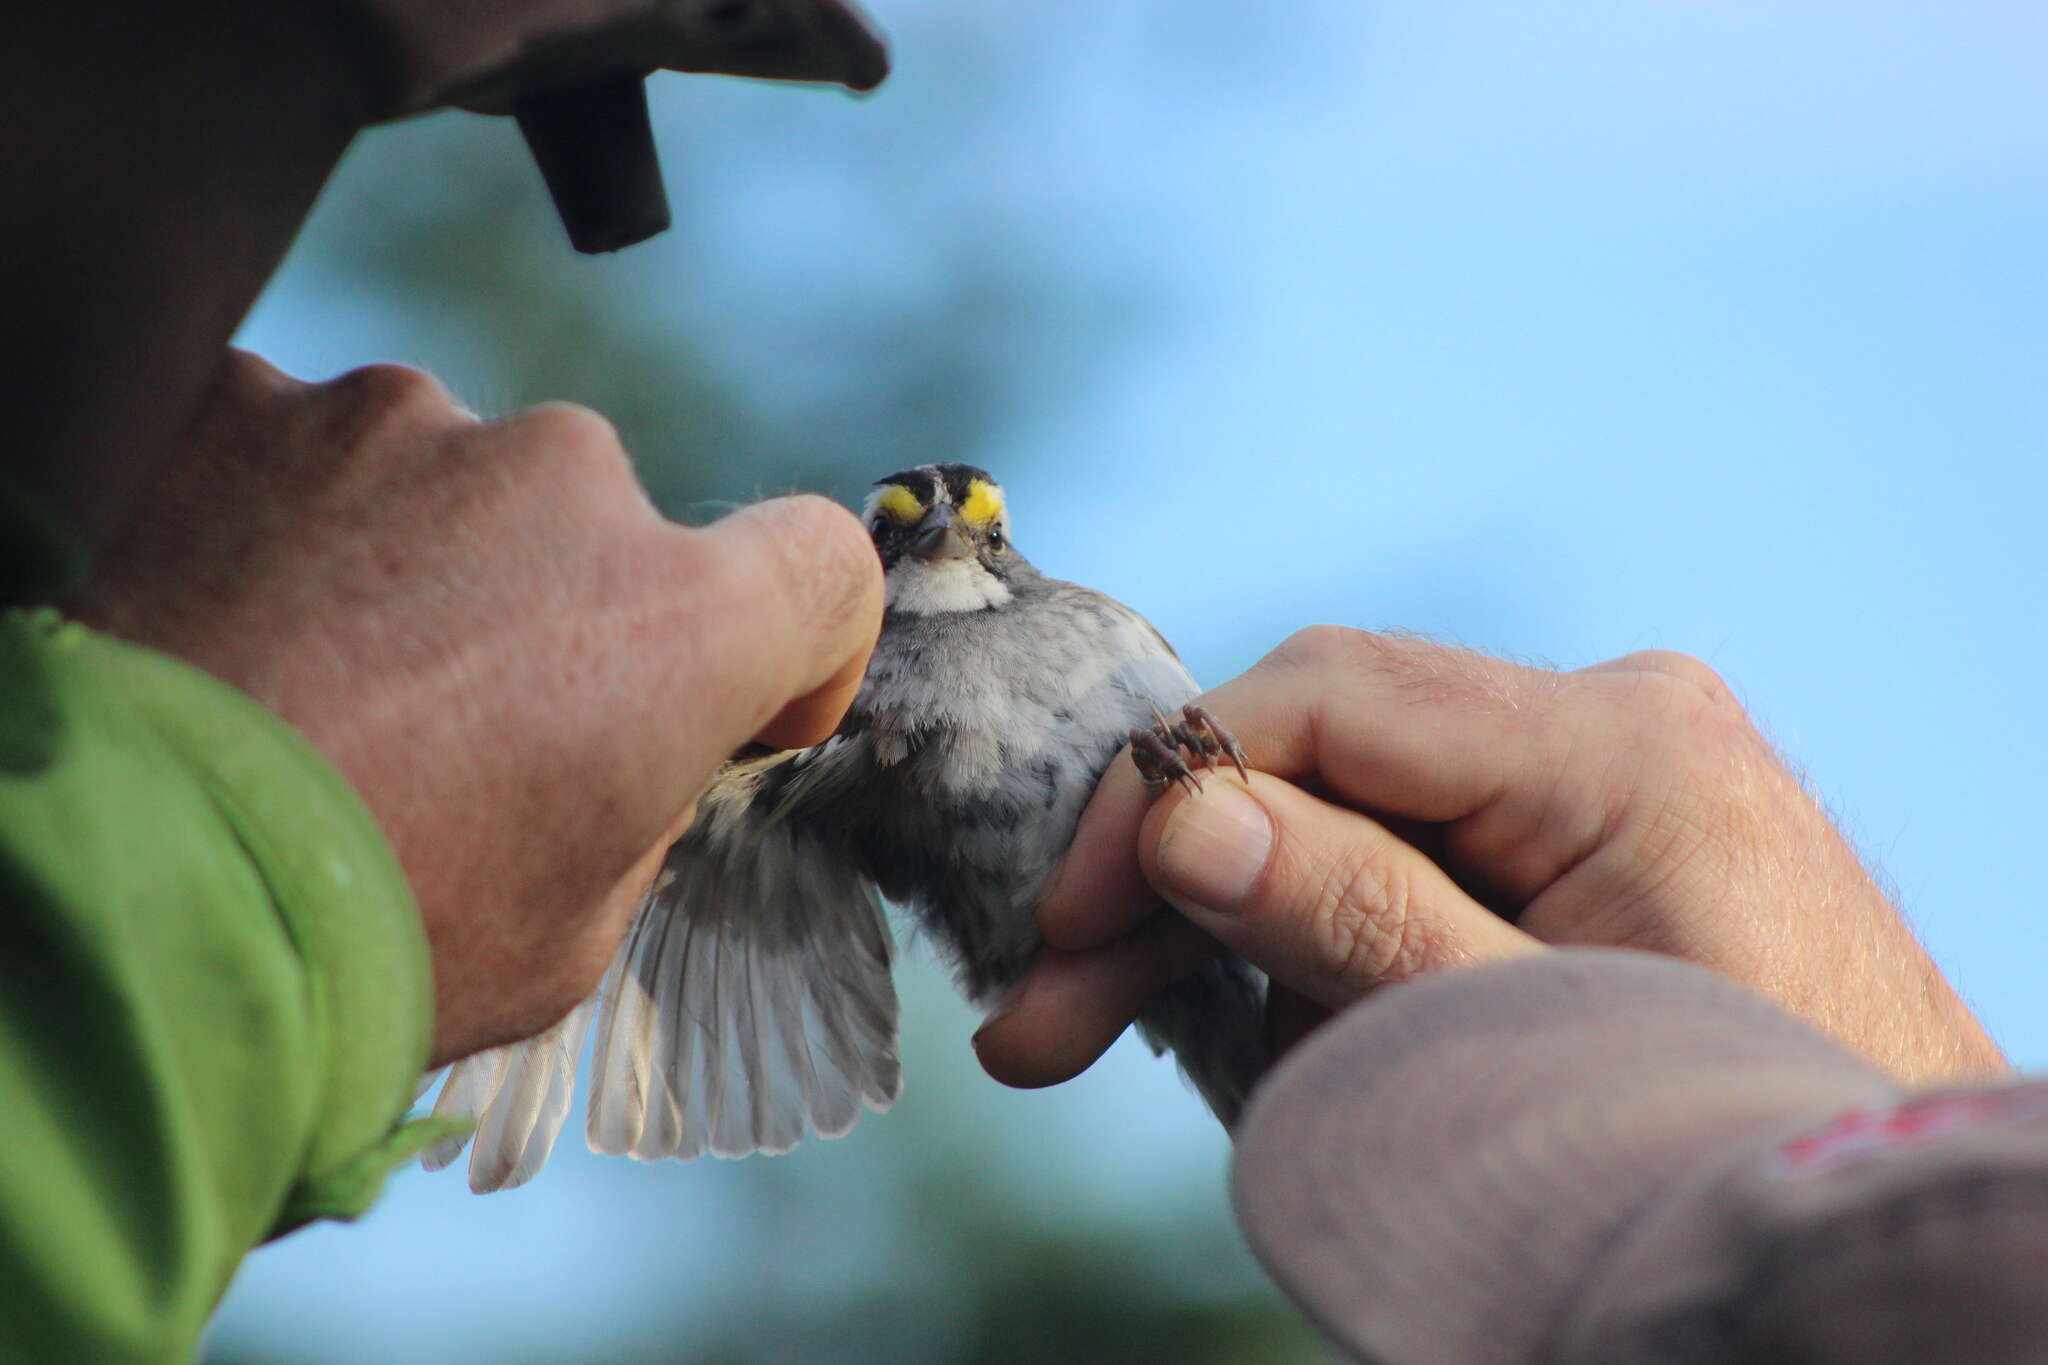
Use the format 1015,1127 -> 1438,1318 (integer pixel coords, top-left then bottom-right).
910,507 -> 976,562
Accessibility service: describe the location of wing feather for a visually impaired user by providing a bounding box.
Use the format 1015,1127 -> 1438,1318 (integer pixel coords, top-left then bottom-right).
420,1051 -> 507,1173
463,1000 -> 593,1192
434,751 -> 901,1192
423,999 -> 594,1192
585,766 -> 901,1166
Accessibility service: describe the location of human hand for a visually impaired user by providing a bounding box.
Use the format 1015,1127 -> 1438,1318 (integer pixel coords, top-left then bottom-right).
72,349 -> 882,1065
975,627 -> 2005,1089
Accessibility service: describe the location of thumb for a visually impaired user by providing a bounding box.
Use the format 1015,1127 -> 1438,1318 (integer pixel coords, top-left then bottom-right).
1139,775 -> 1543,1007
680,493 -> 884,749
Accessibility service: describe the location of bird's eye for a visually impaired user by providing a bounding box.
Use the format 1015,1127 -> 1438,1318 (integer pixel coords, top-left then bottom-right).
988,528 -> 1006,550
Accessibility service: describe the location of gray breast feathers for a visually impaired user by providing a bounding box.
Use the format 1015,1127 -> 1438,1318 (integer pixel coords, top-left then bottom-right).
839,580 -> 1199,1000
856,581 -> 1198,794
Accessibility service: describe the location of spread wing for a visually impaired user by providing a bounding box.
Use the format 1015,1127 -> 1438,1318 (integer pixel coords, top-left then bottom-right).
585,759 -> 901,1163
422,998 -> 595,1192
425,748 -> 901,1192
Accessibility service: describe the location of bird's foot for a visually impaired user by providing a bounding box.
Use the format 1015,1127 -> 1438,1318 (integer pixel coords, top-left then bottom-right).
1131,703 -> 1250,799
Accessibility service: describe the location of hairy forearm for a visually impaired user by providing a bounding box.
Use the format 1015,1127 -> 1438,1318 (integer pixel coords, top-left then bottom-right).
0,0 -> 385,547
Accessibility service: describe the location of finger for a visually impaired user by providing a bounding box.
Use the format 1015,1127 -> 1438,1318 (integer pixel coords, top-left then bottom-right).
680,494 -> 884,750
1041,627 -> 1555,952
1187,628 -> 1550,819
316,361 -> 480,455
556,493 -> 878,888
215,346 -> 310,401
754,632 -> 871,750
1036,738 -> 1158,951
972,913 -> 1222,1089
1139,773 -> 1543,1009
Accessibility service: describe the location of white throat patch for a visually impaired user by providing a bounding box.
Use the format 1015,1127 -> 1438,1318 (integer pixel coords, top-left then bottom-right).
886,558 -> 1013,615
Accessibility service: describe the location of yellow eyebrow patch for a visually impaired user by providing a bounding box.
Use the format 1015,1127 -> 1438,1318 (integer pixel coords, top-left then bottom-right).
875,484 -> 925,524
959,480 -> 1004,526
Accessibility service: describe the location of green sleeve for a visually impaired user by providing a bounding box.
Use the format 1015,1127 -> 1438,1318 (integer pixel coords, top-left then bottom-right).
0,607 -> 461,1365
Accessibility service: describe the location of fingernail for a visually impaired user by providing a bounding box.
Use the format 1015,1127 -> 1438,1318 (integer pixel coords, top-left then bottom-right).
1153,782 -> 1272,916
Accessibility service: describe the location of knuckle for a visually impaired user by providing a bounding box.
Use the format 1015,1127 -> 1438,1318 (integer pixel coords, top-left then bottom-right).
1268,624 -> 1373,672
1604,666 -> 1765,793
1643,673 -> 1747,749
1574,652 -> 1750,751
504,401 -> 633,478
1611,649 -> 1737,709
217,348 -> 301,398
329,361 -> 458,419
482,403 -> 651,524
1266,625 -> 1543,714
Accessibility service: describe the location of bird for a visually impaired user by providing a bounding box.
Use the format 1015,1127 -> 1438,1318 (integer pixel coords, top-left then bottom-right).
424,462 -> 1270,1192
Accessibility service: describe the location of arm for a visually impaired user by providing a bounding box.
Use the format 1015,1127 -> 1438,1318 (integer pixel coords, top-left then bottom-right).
977,627 -> 2021,1359
1,3 -> 886,1356
68,350 -> 883,1065
1236,950 -> 2048,1364
1,608 -> 444,1364
2,353 -> 883,1361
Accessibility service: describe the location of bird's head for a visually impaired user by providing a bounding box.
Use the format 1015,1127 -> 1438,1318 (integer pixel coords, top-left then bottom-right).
861,463 -> 1021,615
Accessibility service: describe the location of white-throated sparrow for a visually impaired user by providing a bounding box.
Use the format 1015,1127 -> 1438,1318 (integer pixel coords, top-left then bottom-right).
428,463 -> 1268,1191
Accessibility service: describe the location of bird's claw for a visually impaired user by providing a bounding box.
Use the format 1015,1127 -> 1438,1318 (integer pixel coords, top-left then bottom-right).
1131,703 -> 1251,798
1131,727 -> 1202,798
1180,703 -> 1250,782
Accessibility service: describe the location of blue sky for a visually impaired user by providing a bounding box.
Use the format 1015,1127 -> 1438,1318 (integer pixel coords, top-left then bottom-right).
221,2 -> 2048,1359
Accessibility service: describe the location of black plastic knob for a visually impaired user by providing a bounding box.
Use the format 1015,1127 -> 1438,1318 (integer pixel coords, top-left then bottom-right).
514,72 -> 673,254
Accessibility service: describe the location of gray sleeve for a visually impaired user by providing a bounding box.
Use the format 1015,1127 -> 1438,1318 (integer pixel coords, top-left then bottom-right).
1232,949 -> 2048,1365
